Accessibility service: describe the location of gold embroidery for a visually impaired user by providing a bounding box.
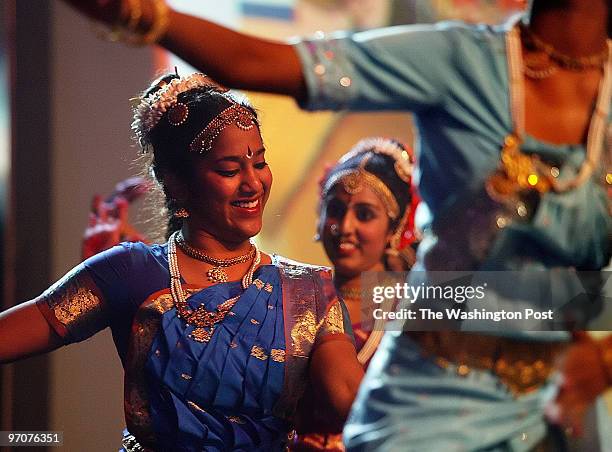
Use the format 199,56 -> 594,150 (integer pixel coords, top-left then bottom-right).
50,286 -> 100,324
124,291 -> 177,448
322,301 -> 344,335
264,283 -> 273,293
290,310 -> 317,357
253,279 -> 264,290
227,415 -> 246,424
187,400 -> 207,413
271,349 -> 286,363
250,345 -> 268,360
42,268 -> 107,341
250,319 -> 260,325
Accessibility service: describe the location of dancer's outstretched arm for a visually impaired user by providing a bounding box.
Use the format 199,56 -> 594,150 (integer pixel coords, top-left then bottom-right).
62,0 -> 306,98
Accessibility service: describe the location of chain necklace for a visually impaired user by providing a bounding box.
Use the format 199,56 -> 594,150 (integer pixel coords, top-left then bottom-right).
168,231 -> 261,342
520,24 -> 609,71
175,231 -> 256,283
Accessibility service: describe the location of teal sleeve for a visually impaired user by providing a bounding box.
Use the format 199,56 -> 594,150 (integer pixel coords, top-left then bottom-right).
292,23 -> 459,112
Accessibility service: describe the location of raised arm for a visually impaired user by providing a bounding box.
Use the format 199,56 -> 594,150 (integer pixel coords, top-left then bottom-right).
62,0 -> 306,98
0,300 -> 64,364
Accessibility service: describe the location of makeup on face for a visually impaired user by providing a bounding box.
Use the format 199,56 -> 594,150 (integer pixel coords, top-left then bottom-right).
186,124 -> 272,244
322,185 -> 391,277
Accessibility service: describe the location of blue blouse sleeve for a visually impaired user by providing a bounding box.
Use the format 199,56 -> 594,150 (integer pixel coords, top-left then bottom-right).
82,242 -> 138,309
36,242 -> 148,344
292,22 -> 459,112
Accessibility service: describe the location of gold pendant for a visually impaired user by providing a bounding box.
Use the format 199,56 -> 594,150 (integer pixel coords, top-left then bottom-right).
486,134 -> 552,202
207,267 -> 229,283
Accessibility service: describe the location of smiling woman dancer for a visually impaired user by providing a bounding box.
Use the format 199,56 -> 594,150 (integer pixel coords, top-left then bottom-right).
0,73 -> 363,451
292,138 -> 417,452
80,136 -> 418,452
54,0 -> 612,449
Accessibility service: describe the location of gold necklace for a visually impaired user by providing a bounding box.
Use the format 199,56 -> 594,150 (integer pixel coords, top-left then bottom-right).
503,26 -> 611,197
521,24 -> 608,71
175,231 -> 256,283
168,231 -> 261,342
522,54 -> 558,80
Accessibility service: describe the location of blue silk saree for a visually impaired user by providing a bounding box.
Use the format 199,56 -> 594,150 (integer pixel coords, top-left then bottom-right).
36,243 -> 351,451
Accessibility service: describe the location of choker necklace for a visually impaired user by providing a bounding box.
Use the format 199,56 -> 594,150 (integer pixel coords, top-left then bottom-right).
175,231 -> 256,283
168,231 -> 261,342
520,24 -> 609,71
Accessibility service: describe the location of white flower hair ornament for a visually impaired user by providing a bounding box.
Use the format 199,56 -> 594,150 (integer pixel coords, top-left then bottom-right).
131,73 -> 229,150
338,137 -> 415,183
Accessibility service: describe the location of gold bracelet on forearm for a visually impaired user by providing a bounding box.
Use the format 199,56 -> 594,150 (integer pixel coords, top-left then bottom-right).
133,0 -> 169,46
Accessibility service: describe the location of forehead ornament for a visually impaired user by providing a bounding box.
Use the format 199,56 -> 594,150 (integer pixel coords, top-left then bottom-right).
189,104 -> 257,154
322,156 -> 400,220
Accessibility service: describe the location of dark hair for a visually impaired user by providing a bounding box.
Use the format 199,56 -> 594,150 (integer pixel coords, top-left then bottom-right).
134,74 -> 260,240
322,141 -> 413,233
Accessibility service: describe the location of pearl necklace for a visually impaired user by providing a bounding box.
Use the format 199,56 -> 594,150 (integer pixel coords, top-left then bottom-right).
168,231 -> 261,342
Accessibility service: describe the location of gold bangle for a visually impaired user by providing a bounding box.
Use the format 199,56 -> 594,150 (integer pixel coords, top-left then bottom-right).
92,0 -> 141,43
93,0 -> 168,47
124,0 -> 143,32
125,0 -> 169,46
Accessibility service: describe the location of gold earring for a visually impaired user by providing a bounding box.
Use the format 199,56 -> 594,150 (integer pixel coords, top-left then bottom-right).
174,207 -> 190,218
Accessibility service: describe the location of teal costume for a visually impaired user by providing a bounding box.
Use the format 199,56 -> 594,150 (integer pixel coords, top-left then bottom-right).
294,14 -> 611,451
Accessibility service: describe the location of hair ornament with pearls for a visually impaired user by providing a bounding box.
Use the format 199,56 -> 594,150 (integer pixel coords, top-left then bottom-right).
318,137 -> 421,254
338,137 -> 414,183
131,72 -> 229,149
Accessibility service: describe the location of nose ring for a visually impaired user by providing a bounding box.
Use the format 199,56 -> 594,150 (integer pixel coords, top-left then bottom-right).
330,223 -> 340,236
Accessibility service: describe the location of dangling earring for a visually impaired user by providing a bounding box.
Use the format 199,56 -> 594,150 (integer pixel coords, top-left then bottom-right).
329,223 -> 340,237
174,207 -> 190,219
313,233 -> 321,242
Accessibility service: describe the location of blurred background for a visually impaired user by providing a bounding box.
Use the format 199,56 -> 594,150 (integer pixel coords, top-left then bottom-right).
0,1 -> 540,450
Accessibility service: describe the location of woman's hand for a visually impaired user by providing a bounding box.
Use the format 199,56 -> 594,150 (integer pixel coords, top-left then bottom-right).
82,177 -> 148,260
544,332 -> 612,437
